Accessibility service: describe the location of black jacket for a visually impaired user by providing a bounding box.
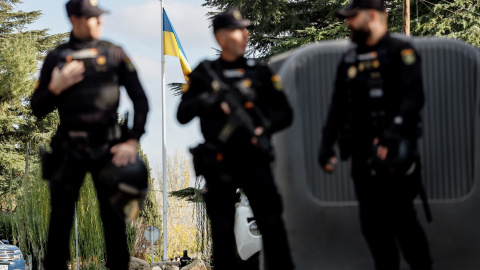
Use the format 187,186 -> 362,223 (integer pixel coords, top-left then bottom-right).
31,33 -> 149,140
177,56 -> 293,154
321,32 -> 424,156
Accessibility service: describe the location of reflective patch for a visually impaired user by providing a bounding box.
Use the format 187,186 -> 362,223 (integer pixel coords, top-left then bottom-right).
394,116 -> 403,125
347,65 -> 357,79
401,49 -> 416,65
124,57 -> 136,72
96,55 -> 107,66
369,88 -> 383,98
357,51 -> 378,61
90,0 -> 98,7
223,68 -> 245,78
72,48 -> 98,59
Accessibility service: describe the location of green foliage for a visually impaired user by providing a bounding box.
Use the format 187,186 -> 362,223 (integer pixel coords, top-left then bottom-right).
203,0 -> 480,59
10,165 -> 50,263
167,82 -> 184,96
130,147 -> 162,260
410,0 -> 480,46
203,0 -> 350,59
70,174 -> 106,270
169,187 -> 204,203
0,0 -> 66,204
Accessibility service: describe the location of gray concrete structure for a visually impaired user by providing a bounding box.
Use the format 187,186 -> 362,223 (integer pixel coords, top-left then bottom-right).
270,36 -> 480,269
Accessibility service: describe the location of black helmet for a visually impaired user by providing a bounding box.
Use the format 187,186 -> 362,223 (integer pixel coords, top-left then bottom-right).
99,155 -> 149,221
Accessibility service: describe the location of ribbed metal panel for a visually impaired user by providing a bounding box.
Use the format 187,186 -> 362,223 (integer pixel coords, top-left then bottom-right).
414,39 -> 477,200
270,37 -> 480,269
273,36 -> 478,202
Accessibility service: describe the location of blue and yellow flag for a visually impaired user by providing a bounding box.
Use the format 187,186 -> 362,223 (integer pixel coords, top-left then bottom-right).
163,8 -> 191,82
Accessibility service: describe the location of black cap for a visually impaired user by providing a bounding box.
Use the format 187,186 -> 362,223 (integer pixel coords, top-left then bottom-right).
336,0 -> 386,18
66,0 -> 108,17
213,9 -> 252,33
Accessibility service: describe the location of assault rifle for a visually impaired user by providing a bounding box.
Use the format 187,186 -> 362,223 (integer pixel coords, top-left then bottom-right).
201,61 -> 273,159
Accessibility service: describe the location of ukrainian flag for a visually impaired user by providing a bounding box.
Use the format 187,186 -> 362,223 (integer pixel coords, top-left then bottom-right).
163,8 -> 191,82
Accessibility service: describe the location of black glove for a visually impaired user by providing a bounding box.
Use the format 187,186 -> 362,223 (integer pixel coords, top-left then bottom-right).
318,148 -> 335,169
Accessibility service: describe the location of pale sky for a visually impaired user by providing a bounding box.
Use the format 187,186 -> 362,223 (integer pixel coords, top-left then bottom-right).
19,0 -> 218,170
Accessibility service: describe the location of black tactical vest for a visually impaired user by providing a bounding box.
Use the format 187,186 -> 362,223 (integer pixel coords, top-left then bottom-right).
55,41 -> 120,129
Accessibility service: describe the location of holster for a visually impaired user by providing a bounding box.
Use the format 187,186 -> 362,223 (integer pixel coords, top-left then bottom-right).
189,143 -> 220,176
40,133 -> 69,184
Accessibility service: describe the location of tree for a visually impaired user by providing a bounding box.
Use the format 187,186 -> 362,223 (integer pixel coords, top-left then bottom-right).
202,0 -> 480,59
0,0 -> 68,205
156,152 -> 204,259
128,146 -> 162,261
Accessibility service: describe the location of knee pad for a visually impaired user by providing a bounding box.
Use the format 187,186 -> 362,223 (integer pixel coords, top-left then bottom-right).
98,155 -> 149,221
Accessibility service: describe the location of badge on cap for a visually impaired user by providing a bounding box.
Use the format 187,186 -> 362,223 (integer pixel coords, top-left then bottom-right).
401,49 -> 416,65
233,10 -> 242,20
347,65 -> 357,79
90,0 -> 98,7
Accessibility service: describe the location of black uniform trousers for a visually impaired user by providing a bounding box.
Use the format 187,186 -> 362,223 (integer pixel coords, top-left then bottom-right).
43,141 -> 130,270
351,154 -> 432,270
202,153 -> 294,270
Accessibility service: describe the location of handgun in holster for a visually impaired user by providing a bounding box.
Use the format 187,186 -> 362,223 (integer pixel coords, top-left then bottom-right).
189,143 -> 220,177
40,133 -> 69,184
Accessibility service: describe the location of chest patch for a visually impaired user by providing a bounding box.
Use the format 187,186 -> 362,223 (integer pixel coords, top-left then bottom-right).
223,69 -> 245,78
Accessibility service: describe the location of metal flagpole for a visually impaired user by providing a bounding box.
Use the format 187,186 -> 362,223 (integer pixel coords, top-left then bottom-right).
75,205 -> 79,270
159,0 -> 168,262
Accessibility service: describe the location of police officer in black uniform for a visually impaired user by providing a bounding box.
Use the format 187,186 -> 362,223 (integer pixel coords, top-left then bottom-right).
31,1 -> 149,269
179,250 -> 191,268
318,0 -> 433,269
177,10 -> 295,270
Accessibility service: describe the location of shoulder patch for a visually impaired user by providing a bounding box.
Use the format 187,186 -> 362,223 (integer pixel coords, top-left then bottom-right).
181,81 -> 190,93
271,75 -> 283,91
34,80 -> 40,91
401,48 -> 416,65
124,57 -> 136,72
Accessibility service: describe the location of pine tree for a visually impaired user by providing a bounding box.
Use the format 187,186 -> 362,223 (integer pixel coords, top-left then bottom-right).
0,0 -> 68,203
203,0 -> 480,59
